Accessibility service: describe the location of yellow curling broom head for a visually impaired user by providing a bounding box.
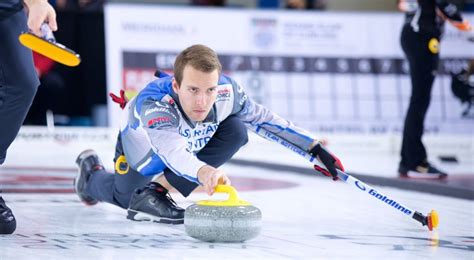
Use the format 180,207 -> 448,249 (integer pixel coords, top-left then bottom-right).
427,209 -> 439,231
19,32 -> 81,67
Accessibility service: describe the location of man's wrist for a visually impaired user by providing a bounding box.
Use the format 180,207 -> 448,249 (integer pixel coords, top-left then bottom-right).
23,0 -> 48,7
308,140 -> 319,152
197,165 -> 213,181
23,0 -> 48,5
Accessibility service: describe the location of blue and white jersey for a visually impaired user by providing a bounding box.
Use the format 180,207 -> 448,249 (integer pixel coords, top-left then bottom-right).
119,74 -> 316,183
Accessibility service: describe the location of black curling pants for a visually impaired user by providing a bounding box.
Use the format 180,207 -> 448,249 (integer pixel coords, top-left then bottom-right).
0,10 -> 40,165
400,25 -> 439,169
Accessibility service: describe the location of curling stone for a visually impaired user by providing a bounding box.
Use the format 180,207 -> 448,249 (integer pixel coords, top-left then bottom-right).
184,185 -> 262,242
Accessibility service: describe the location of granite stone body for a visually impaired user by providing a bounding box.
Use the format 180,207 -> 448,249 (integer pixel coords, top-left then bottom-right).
184,204 -> 262,242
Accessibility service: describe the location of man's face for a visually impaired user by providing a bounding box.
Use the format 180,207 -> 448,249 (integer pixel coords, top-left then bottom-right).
172,65 -> 219,122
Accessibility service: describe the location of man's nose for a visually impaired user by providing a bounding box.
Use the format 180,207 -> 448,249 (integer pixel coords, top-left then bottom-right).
195,93 -> 206,106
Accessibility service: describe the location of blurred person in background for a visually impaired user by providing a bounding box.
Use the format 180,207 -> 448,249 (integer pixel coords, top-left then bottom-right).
451,60 -> 474,117
0,0 -> 57,234
55,0 -> 104,11
52,0 -> 106,125
191,0 -> 226,7
285,0 -> 326,10
398,0 -> 472,178
24,52 -> 68,125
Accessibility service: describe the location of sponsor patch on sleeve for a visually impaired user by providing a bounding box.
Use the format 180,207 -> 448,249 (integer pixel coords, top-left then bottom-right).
141,101 -> 179,129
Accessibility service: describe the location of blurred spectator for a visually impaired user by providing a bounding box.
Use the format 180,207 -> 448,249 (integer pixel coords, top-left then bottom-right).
41,0 -> 107,126
55,0 -> 104,11
451,60 -> 474,117
192,0 -> 226,6
285,0 -> 326,10
25,53 -> 68,125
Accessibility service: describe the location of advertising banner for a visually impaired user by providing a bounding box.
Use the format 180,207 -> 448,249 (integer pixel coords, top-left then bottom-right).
105,4 -> 474,136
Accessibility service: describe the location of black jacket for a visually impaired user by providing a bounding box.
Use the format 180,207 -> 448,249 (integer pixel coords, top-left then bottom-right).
401,0 -> 466,36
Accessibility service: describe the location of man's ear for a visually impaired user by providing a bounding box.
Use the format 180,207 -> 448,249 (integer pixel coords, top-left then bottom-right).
172,77 -> 180,93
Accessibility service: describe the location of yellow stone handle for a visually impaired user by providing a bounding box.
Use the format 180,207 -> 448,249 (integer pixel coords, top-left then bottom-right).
196,185 -> 251,206
214,185 -> 240,204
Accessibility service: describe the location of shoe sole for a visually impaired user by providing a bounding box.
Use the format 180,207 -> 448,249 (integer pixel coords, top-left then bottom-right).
399,171 -> 448,180
126,209 -> 184,225
0,220 -> 16,235
75,150 -> 99,206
